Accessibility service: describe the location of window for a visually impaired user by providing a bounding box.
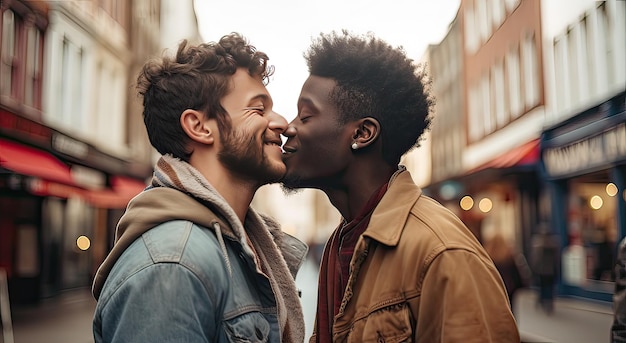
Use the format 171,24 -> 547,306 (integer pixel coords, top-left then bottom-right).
577,18 -> 590,102
598,1 -> 615,88
477,0 -> 489,44
60,38 -> 71,121
469,83 -> 482,142
553,36 -> 570,112
58,38 -> 85,127
492,0 -> 505,30
566,171 -> 619,288
482,73 -> 493,133
493,61 -> 507,127
595,2 -> 609,94
506,48 -> 522,118
464,3 -> 478,54
568,27 -> 579,106
522,33 -> 540,109
24,26 -> 43,108
1,10 -> 16,97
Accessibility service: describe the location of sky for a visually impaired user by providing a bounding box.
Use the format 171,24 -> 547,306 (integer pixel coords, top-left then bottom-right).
193,0 -> 461,122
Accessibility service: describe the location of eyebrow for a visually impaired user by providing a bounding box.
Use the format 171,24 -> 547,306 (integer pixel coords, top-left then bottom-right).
249,94 -> 269,103
298,97 -> 315,106
297,98 -> 318,112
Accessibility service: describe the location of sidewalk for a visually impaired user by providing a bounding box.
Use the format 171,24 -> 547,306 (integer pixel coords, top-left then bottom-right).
515,288 -> 613,342
10,288 -> 95,343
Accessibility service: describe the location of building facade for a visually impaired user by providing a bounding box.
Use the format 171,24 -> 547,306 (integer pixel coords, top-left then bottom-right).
423,12 -> 467,225
540,0 -> 626,301
440,0 -> 545,251
0,0 -> 163,304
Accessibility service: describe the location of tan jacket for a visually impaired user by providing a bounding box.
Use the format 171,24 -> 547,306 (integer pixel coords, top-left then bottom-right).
312,170 -> 520,342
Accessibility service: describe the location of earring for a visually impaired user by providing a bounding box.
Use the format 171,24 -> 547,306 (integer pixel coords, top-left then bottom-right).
351,142 -> 358,150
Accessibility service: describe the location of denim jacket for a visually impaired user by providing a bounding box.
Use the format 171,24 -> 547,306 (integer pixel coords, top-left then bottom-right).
92,187 -> 307,343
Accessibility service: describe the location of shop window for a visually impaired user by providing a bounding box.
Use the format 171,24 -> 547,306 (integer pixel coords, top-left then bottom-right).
566,171 -> 618,287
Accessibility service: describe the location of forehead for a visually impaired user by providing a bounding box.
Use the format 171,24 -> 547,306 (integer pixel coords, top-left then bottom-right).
299,75 -> 336,106
225,68 -> 270,104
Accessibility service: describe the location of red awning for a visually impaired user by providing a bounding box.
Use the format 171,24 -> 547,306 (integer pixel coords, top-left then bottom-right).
0,138 -> 75,185
85,176 -> 147,209
467,139 -> 539,174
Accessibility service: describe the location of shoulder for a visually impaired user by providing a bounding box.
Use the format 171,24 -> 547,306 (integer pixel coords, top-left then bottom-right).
406,195 -> 484,253
141,220 -> 222,262
395,195 -> 495,273
103,220 -> 229,300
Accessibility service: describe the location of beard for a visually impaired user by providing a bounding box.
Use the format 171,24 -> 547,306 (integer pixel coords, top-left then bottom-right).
280,174 -> 305,196
218,128 -> 283,185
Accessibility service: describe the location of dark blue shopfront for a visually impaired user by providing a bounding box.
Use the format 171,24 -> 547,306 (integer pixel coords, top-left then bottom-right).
540,91 -> 626,302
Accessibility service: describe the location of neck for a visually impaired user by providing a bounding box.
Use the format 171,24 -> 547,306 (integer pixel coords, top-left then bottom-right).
211,176 -> 257,224
324,161 -> 396,222
189,153 -> 257,224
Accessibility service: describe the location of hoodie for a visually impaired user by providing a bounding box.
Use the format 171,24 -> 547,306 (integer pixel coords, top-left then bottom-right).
92,185 -> 307,343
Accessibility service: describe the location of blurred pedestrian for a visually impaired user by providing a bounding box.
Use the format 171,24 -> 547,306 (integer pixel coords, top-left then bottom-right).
281,30 -> 519,342
92,34 -> 307,342
531,223 -> 559,314
612,236 -> 626,342
483,233 -> 531,314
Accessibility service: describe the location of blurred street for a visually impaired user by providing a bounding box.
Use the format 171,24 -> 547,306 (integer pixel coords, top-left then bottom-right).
514,288 -> 612,342
301,256 -> 614,343
10,288 -> 96,343
5,255 -> 611,343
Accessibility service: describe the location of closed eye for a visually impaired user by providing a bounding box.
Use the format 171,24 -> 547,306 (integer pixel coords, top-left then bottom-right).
246,107 -> 265,115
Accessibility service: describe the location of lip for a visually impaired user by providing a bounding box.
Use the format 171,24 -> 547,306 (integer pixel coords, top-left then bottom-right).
282,144 -> 297,154
263,137 -> 282,146
281,144 -> 296,162
263,133 -> 282,148
264,141 -> 282,159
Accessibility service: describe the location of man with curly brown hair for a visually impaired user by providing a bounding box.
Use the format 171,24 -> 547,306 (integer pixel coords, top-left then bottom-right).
92,33 -> 307,343
282,30 -> 519,342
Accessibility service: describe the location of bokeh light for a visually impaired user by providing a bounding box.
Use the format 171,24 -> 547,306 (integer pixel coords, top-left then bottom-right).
478,198 -> 493,213
460,196 -> 474,211
589,195 -> 603,210
76,235 -> 91,251
606,183 -> 618,197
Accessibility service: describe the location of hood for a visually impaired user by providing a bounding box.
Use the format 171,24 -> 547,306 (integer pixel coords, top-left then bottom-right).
91,187 -> 228,299
92,186 -> 306,299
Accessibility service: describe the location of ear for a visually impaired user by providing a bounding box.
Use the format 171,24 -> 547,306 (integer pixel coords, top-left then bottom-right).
352,117 -> 381,148
180,109 -> 214,145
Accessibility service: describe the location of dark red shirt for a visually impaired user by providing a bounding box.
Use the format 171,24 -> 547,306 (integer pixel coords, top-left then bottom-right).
316,183 -> 389,342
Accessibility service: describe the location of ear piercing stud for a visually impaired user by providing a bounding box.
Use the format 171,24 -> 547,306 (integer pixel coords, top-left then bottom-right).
351,142 -> 358,150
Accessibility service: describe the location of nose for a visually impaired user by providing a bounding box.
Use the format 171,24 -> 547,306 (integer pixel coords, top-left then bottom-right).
267,111 -> 288,133
283,122 -> 297,138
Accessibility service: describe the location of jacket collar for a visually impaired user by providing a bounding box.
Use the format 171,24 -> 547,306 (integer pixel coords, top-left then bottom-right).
362,167 -> 422,247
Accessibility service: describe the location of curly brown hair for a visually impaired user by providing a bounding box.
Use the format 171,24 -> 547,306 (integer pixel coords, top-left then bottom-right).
136,33 -> 274,161
305,30 -> 434,166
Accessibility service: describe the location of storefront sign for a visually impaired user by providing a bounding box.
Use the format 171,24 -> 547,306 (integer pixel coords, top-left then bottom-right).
52,133 -> 88,159
544,122 -> 626,178
71,165 -> 105,189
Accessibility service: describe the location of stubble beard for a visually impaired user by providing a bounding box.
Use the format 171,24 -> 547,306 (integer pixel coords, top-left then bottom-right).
218,129 -> 283,185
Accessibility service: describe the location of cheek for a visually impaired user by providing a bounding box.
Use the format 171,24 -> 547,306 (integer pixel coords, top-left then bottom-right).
299,133 -> 346,167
